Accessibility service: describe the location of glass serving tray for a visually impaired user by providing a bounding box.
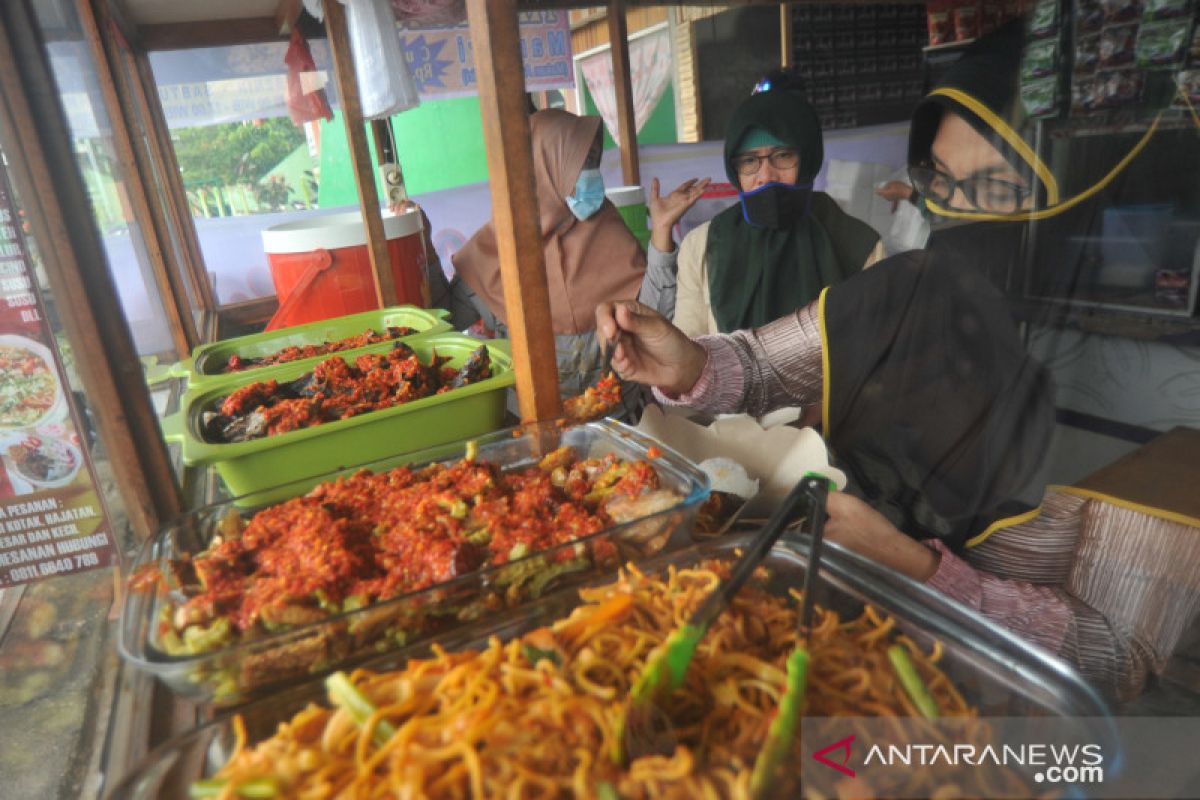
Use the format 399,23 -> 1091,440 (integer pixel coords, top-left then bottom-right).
107,529 -> 1116,798
119,420 -> 710,707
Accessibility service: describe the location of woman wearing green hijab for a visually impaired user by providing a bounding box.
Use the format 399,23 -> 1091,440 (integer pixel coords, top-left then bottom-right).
648,88 -> 883,336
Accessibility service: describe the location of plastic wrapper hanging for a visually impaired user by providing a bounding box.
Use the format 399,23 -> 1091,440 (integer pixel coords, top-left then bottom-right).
285,29 -> 333,126
342,0 -> 420,120
1143,0 -> 1193,19
1136,19 -> 1192,68
1029,0 -> 1061,39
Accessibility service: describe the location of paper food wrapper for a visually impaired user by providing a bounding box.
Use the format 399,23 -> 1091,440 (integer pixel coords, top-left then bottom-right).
637,407 -> 847,514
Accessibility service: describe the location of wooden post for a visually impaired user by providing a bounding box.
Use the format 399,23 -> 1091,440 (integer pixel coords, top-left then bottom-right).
323,0 -> 397,308
77,0 -> 198,355
131,46 -> 218,318
466,0 -> 561,423
0,2 -> 181,537
780,3 -> 793,69
607,0 -> 639,186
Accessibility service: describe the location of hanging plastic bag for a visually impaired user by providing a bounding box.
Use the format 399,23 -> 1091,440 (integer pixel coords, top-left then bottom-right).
342,0 -> 421,119
285,28 -> 334,126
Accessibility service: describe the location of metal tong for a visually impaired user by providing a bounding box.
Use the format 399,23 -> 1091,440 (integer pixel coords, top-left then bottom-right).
621,473 -> 825,764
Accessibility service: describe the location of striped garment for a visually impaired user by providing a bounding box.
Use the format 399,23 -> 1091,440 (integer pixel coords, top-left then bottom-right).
655,303 -> 1200,703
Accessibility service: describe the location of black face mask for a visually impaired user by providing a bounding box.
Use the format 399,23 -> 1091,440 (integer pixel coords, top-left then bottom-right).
738,181 -> 814,229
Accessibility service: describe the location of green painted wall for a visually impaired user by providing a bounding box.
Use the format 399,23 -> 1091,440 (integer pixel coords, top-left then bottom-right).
317,96 -> 490,207
581,81 -> 678,150
317,83 -> 678,207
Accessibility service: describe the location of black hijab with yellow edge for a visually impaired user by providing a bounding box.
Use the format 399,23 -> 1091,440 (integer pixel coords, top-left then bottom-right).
816,21 -> 1168,549
818,22 -> 1058,549
705,90 -> 879,333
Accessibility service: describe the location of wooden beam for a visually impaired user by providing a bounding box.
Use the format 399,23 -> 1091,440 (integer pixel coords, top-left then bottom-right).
275,0 -> 303,34
779,3 -> 793,68
324,0 -> 397,308
466,0 -> 562,423
79,0 -> 197,356
0,2 -> 181,537
139,17 -> 287,51
607,1 -> 639,185
106,0 -> 140,49
132,47 -> 217,315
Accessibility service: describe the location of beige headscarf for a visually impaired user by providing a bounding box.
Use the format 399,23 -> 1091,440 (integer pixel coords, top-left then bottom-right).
452,109 -> 646,335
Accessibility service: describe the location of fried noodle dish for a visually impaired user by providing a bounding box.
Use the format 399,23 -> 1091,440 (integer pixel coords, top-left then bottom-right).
222,326 -> 418,373
195,560 -> 1000,800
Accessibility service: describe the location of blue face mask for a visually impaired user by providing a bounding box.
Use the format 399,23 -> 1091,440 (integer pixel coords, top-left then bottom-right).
566,168 -> 605,221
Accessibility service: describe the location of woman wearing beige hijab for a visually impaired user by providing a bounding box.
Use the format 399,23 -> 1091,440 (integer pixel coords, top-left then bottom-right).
434,109 -> 692,411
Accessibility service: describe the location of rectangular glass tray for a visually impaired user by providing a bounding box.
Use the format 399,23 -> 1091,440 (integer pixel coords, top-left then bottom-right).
107,530 -> 1116,799
119,420 -> 710,706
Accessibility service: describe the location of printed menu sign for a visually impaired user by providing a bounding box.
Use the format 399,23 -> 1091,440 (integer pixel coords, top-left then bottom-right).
0,167 -> 115,588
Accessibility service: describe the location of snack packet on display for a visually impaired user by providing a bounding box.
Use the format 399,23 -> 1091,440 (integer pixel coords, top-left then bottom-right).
1136,19 -> 1191,68
1100,23 -> 1140,69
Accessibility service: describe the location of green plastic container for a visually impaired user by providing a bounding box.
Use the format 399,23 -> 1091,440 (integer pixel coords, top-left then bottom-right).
607,185 -> 651,250
160,332 -> 513,505
166,305 -> 452,392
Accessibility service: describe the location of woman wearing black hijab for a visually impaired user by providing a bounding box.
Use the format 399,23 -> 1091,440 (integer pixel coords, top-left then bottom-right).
597,23 -> 1200,703
646,87 -> 883,337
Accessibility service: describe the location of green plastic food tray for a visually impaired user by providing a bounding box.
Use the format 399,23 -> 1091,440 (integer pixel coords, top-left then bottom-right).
166,306 -> 452,392
160,332 -> 513,504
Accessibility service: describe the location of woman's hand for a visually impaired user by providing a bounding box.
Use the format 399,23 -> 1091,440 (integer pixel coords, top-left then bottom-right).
824,492 -> 940,582
594,300 -> 707,395
649,177 -> 710,254
874,180 -> 914,213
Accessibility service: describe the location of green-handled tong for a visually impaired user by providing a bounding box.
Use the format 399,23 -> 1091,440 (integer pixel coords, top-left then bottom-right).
749,474 -> 834,798
620,473 -> 823,763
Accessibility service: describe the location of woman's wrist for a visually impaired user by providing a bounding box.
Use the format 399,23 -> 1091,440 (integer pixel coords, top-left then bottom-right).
664,339 -> 707,396
650,223 -> 676,254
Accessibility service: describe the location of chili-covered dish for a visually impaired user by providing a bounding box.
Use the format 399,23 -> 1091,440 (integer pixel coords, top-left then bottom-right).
221,326 -> 418,372
202,343 -> 492,444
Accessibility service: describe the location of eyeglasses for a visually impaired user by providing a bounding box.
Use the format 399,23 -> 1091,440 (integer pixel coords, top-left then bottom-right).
908,165 -> 1034,214
731,148 -> 800,176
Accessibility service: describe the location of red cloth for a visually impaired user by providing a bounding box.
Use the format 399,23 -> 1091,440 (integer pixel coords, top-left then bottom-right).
285,29 -> 333,126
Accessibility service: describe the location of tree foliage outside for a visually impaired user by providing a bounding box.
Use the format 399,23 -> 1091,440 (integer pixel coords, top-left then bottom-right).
174,118 -> 306,187
254,175 -> 292,212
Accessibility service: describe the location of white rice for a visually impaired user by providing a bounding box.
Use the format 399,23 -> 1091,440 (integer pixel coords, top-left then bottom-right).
698,457 -> 759,500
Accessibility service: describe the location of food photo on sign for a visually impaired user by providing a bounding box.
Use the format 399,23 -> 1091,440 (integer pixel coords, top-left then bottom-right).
0,334 -> 64,432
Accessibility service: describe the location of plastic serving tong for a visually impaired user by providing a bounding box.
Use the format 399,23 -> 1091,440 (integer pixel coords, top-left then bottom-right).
749,473 -> 834,797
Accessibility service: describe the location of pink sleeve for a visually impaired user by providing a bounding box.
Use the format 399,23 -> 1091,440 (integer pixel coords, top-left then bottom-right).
651,335 -> 746,415
922,539 -> 1074,654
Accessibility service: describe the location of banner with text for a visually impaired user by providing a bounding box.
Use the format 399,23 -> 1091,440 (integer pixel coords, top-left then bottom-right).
0,168 -> 116,589
398,10 -> 572,98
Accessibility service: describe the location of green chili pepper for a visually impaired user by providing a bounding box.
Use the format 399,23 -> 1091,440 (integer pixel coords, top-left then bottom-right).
325,671 -> 397,746
888,644 -> 939,719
